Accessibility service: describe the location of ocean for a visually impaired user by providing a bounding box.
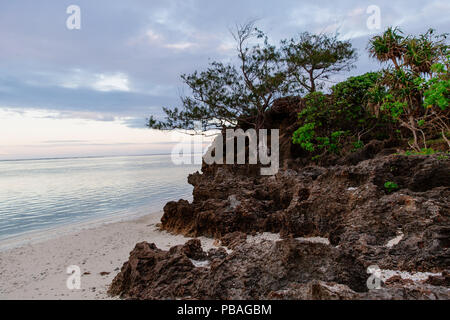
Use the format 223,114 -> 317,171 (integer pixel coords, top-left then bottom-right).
0,154 -> 199,242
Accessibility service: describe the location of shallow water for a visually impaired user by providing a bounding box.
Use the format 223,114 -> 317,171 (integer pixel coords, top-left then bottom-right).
0,154 -> 199,241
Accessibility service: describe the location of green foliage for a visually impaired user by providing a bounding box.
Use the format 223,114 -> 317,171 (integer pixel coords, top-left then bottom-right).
384,181 -> 399,193
420,60 -> 450,111
352,140 -> 365,151
368,28 -> 449,151
404,148 -> 437,156
437,154 -> 449,160
292,73 -> 390,158
148,23 -> 358,132
333,72 -> 382,110
292,122 -> 316,152
292,92 -> 345,155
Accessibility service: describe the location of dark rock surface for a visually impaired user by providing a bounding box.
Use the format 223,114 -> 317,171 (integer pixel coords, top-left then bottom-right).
109,238 -> 368,299
109,237 -> 449,300
161,154 -> 450,272
109,98 -> 449,300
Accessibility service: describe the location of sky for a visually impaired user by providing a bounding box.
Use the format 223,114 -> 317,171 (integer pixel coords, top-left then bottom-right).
0,0 -> 448,160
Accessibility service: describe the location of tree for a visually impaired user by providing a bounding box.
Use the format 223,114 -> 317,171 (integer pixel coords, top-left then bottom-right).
417,55 -> 450,149
281,32 -> 357,93
148,62 -> 248,132
368,27 -> 449,151
148,22 -> 289,131
368,27 -> 405,70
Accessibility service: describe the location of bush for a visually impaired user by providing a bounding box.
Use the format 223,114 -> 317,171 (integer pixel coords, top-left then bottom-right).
292,72 -> 392,159
292,92 -> 350,157
384,181 -> 399,193
404,148 -> 437,156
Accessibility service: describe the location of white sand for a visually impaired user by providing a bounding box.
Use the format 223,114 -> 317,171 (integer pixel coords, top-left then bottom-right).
0,211 -> 217,300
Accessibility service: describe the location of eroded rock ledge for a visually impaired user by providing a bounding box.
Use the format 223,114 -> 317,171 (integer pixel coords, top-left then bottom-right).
160,154 -> 449,272
110,152 -> 449,299
109,237 -> 449,300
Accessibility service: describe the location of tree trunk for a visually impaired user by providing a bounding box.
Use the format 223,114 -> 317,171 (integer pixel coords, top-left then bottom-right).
442,129 -> 450,149
409,116 -> 421,152
309,72 -> 315,93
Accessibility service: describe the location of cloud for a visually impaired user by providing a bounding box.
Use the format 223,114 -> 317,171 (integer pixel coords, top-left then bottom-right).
60,70 -> 131,92
0,0 -> 447,159
0,73 -> 178,119
0,0 -> 448,127
92,73 -> 131,92
164,42 -> 196,50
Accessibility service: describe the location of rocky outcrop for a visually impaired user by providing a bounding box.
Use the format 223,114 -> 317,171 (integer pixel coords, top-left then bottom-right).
109,96 -> 449,299
109,237 -> 449,300
268,279 -> 450,300
108,237 -> 367,299
161,154 -> 450,273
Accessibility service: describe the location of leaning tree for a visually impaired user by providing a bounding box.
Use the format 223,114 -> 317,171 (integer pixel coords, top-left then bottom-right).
148,22 -> 290,132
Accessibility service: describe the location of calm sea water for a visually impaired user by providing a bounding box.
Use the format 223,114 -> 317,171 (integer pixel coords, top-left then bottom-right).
0,154 -> 199,241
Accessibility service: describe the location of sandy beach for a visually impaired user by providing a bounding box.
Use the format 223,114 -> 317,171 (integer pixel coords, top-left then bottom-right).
0,211 -> 217,300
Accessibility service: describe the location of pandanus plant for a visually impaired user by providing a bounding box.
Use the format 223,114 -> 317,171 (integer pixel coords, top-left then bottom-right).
368,28 -> 449,152
404,29 -> 447,75
368,27 -> 406,70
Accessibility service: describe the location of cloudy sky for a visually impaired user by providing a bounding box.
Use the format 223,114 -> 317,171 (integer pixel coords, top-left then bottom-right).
0,0 -> 448,160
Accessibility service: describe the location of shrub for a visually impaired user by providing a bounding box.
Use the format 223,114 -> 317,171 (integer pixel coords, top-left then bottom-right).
292,72 -> 392,158
404,148 -> 437,156
292,92 -> 350,157
384,181 -> 399,193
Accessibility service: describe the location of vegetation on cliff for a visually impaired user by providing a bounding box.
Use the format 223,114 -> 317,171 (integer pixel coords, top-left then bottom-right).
111,25 -> 450,301
148,24 -> 449,158
367,27 -> 449,151
147,22 -> 358,131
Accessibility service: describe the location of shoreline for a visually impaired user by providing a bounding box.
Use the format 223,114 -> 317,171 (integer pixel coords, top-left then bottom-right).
0,211 -> 217,300
0,205 -> 169,252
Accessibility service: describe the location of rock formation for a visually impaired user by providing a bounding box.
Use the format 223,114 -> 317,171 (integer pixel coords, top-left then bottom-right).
109,237 -> 449,300
110,98 -> 449,300
160,154 -> 449,273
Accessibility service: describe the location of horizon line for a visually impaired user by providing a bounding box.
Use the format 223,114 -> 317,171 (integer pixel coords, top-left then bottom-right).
0,152 -> 188,163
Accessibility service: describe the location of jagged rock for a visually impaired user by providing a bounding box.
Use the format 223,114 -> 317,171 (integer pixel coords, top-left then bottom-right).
219,231 -> 247,250
261,279 -> 450,300
356,284 -> 450,300
160,154 -> 449,272
267,280 -> 358,300
108,240 -> 209,299
109,238 -> 368,299
109,238 -> 450,300
268,276 -> 450,300
111,94 -> 449,300
425,271 -> 450,287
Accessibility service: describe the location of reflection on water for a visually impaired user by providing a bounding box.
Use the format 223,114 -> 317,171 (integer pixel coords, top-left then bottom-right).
0,154 -> 199,241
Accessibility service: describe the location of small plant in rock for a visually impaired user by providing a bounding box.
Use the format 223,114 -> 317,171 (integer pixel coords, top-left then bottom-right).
404,148 -> 437,155
384,181 -> 399,193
